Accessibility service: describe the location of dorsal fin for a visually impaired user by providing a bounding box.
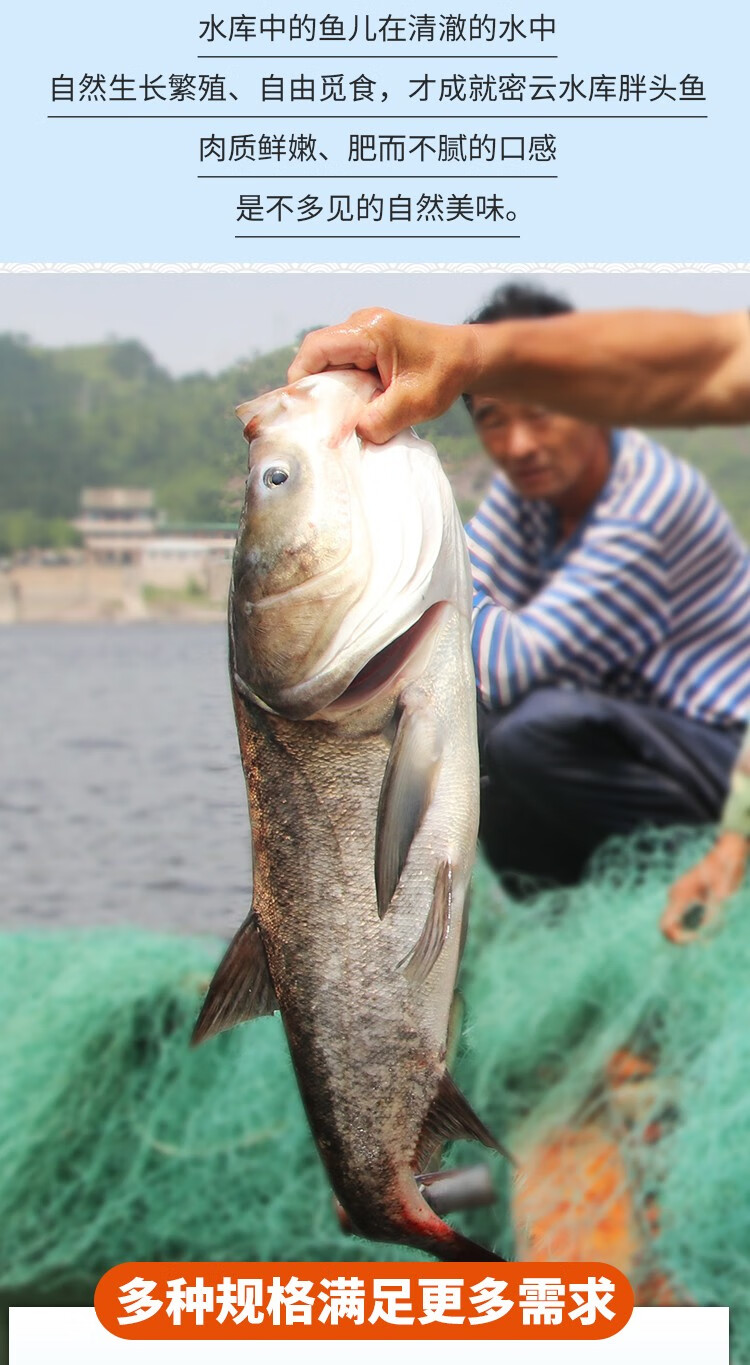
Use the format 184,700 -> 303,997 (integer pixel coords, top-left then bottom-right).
192,912 -> 278,1046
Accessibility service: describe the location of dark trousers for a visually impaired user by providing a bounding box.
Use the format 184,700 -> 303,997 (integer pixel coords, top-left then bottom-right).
477,686 -> 744,886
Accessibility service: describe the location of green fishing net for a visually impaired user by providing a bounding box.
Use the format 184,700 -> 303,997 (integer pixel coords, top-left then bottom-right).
1,829 -> 749,1353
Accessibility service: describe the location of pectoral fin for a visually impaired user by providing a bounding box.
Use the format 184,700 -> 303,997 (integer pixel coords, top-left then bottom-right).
398,858 -> 452,984
375,690 -> 442,919
192,911 -> 278,1046
416,1071 -> 516,1169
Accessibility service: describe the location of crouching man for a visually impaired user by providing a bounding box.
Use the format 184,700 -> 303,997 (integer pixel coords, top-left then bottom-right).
463,287 -> 750,885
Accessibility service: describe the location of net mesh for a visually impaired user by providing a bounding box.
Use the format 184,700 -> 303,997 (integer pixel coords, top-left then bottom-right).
1,829 -> 748,1353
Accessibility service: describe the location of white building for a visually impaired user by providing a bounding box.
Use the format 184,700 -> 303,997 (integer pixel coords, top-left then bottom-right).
74,489 -> 236,595
74,488 -> 158,563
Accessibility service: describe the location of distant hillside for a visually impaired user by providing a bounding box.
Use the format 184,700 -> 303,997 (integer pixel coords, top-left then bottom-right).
0,334 -> 293,549
1,332 -> 749,551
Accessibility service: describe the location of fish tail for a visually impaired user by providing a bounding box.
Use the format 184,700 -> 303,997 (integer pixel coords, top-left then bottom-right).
395,1188 -> 505,1263
422,1221 -> 506,1263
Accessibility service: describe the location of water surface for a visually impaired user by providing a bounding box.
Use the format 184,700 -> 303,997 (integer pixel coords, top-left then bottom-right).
0,624 -> 250,934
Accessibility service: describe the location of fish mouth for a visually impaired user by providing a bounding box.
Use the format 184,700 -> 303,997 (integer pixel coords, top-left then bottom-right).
322,601 -> 451,716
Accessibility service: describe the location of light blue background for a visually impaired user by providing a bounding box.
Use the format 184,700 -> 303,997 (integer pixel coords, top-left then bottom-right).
1,1 -> 747,262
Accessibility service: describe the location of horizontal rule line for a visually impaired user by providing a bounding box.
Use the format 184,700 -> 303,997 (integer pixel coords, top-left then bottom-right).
200,173 -> 556,178
234,233 -> 522,237
196,53 -> 559,59
48,113 -> 708,119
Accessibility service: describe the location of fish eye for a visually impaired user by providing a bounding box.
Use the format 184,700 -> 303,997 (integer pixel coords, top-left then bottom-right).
263,466 -> 289,488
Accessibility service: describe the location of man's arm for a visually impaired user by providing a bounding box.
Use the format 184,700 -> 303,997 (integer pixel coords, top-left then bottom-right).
661,726 -> 750,944
470,308 -> 750,427
288,307 -> 750,444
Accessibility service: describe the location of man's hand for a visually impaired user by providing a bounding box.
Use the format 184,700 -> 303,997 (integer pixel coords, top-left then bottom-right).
660,831 -> 748,945
288,308 -> 481,444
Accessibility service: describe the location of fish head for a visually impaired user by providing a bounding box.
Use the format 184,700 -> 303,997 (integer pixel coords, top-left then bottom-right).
231,370 -> 468,719
234,371 -> 374,602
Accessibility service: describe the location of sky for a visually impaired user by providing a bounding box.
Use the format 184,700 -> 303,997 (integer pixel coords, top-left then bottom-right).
0,270 -> 748,376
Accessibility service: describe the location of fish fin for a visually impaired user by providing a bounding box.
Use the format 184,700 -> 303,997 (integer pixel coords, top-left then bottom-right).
416,1071 -> 516,1168
398,858 -> 452,984
418,993 -> 467,1171
192,912 -> 277,1046
375,690 -> 442,919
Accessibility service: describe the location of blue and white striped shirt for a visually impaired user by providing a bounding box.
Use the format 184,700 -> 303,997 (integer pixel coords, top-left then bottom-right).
465,429 -> 750,728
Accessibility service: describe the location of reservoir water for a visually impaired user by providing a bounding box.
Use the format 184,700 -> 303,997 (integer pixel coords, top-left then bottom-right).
0,623 -> 250,935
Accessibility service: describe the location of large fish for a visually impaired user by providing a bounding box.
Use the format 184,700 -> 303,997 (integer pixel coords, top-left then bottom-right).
194,369 -> 506,1260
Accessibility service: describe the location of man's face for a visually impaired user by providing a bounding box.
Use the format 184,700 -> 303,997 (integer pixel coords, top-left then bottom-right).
471,396 -> 606,502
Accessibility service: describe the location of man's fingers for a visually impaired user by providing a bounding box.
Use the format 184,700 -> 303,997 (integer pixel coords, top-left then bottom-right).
661,836 -> 747,948
659,872 -> 707,945
660,911 -> 680,943
357,391 -> 409,445
288,326 -> 378,383
660,903 -> 695,945
357,385 -> 427,445
661,905 -> 704,946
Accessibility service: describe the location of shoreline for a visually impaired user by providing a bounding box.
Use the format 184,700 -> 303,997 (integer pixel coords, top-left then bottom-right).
0,607 -> 226,626
0,561 -> 229,626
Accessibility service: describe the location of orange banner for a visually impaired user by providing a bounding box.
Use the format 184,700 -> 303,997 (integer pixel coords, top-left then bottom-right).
96,1261 -> 633,1341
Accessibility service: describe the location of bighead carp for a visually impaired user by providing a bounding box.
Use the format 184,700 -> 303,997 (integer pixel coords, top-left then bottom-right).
194,370 -> 507,1260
